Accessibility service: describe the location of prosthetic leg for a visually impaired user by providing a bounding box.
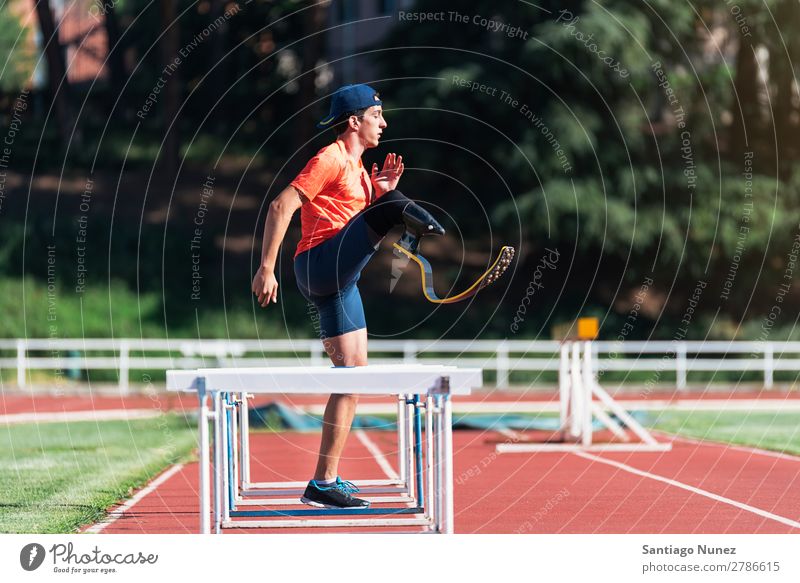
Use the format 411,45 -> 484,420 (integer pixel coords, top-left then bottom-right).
391,202 -> 515,305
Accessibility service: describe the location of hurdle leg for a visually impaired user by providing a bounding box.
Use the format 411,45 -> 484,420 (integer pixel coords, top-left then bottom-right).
228,395 -> 240,506
558,342 -> 571,436
442,391 -> 455,534
413,395 -> 424,508
222,393 -> 233,521
230,393 -> 239,499
240,392 -> 251,488
231,395 -> 238,497
569,342 -> 583,439
425,394 -> 435,530
197,378 -> 211,535
405,395 -> 415,502
582,342 -> 593,447
397,394 -> 407,492
212,391 -> 223,534
434,394 -> 443,533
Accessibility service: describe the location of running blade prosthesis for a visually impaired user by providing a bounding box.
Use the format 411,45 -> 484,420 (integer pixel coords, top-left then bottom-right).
393,243 -> 515,305
392,202 -> 515,304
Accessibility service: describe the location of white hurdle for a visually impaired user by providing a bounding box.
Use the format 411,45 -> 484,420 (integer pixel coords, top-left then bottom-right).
167,364 -> 483,533
497,340 -> 671,453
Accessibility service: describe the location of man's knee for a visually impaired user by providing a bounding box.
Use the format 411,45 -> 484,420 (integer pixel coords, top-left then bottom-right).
378,189 -> 407,203
361,190 -> 411,238
328,350 -> 368,367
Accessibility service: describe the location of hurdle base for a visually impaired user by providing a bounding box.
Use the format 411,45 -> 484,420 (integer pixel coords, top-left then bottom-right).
235,495 -> 415,506
241,485 -> 409,497
230,506 -> 424,517
246,478 -> 404,488
222,517 -> 433,529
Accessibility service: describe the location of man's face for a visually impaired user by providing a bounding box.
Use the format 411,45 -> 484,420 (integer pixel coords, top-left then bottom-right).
354,105 -> 387,148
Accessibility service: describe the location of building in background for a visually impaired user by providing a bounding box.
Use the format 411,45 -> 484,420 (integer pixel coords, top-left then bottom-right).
55,0 -> 108,85
9,0 -> 108,89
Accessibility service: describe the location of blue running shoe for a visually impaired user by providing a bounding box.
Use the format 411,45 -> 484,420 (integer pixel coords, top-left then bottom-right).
300,477 -> 370,509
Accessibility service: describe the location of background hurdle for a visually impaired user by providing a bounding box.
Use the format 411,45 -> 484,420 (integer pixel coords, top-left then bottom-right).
498,339 -> 671,454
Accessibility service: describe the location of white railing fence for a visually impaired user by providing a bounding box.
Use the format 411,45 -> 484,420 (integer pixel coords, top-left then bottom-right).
1,339 -> 798,392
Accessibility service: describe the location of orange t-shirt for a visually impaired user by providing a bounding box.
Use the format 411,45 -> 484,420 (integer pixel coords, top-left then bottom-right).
291,139 -> 374,257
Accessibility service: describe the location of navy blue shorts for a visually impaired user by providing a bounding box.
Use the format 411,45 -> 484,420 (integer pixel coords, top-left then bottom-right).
294,213 -> 379,338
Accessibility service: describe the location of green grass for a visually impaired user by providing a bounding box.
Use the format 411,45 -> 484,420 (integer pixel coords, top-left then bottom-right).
0,415 -> 197,533
0,277 -> 303,340
648,410 -> 800,456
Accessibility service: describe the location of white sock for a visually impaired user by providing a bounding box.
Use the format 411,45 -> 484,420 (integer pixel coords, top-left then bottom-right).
315,478 -> 336,486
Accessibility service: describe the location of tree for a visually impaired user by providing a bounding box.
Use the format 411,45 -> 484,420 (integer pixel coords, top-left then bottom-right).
0,1 -> 34,92
102,0 -> 127,102
295,0 -> 328,159
370,0 -> 800,335
34,0 -> 75,146
159,0 -> 180,177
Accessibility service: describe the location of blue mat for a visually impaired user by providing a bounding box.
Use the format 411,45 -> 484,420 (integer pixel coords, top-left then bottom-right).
249,402 -> 395,432
248,402 -> 652,432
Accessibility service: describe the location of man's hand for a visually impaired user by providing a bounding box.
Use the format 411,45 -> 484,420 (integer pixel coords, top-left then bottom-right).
370,152 -> 404,197
252,266 -> 279,307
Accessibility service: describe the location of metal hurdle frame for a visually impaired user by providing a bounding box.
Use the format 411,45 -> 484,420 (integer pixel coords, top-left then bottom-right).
497,341 -> 671,453
234,393 -> 413,506
218,385 -> 445,531
167,365 -> 481,533
228,392 -> 423,519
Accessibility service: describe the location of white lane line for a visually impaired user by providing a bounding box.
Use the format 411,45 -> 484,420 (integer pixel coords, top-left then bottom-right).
0,409 -> 162,424
574,451 -> 800,530
355,430 -> 399,480
84,463 -> 186,533
354,429 -> 421,532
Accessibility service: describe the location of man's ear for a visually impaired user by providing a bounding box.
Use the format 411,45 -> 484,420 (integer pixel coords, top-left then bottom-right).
348,115 -> 360,131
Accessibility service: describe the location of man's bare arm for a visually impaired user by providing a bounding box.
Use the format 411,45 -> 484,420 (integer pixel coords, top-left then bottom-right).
260,186 -> 305,269
252,186 -> 305,307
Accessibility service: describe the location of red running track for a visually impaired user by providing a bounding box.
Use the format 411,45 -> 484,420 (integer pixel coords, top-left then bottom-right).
83,428 -> 800,534
4,388 -> 798,416
5,387 -> 797,533
0,391 -> 198,415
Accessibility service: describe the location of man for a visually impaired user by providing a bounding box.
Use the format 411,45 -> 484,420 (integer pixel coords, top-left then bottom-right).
251,84 -> 444,509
